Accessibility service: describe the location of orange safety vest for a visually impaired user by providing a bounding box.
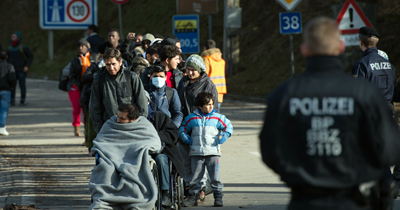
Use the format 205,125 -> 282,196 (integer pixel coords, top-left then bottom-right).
79,52 -> 91,81
206,56 -> 227,94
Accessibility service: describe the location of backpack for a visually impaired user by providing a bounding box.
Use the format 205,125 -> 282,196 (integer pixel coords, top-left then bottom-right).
58,62 -> 71,92
144,84 -> 174,105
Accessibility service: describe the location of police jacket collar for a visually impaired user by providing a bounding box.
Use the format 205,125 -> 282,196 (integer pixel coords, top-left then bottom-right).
306,56 -> 345,73
362,47 -> 378,57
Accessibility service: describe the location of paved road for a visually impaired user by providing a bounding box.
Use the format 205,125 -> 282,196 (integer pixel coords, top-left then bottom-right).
0,79 -> 399,210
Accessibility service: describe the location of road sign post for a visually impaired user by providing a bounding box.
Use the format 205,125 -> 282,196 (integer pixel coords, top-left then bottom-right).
172,15 -> 200,54
280,12 -> 302,78
39,0 -> 98,60
336,0 -> 373,46
111,0 -> 129,39
275,0 -> 302,11
40,0 -> 98,30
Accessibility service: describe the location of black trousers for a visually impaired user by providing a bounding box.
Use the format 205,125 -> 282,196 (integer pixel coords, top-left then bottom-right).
289,191 -> 373,210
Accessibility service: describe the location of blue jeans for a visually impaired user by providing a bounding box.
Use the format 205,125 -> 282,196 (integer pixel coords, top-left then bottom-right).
11,71 -> 26,102
154,154 -> 169,191
0,91 -> 11,127
217,103 -> 221,113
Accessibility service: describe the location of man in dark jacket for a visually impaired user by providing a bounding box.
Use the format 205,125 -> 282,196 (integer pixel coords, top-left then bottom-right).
89,48 -> 148,133
86,24 -> 105,59
142,45 -> 183,89
98,29 -> 120,56
7,31 -> 33,106
177,55 -> 218,118
146,65 -> 183,128
259,17 -> 400,210
144,91 -> 184,207
0,50 -> 17,136
352,26 -> 396,105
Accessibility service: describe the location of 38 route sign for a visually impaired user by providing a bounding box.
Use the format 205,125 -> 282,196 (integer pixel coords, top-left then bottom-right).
173,15 -> 200,54
39,0 -> 98,30
279,12 -> 302,34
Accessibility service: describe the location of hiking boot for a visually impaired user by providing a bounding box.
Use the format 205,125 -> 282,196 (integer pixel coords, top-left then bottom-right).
161,190 -> 171,207
10,100 -> 15,106
20,101 -> 26,106
214,192 -> 223,207
0,127 -> 9,136
74,126 -> 81,137
184,194 -> 199,207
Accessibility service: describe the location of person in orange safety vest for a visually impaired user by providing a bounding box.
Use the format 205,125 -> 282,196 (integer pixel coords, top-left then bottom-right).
201,39 -> 226,113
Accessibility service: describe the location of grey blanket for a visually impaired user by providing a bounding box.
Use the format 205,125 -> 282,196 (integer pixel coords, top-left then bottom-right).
89,116 -> 162,210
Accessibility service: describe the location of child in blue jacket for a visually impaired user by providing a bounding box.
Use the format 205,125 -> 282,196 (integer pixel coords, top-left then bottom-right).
179,92 -> 233,207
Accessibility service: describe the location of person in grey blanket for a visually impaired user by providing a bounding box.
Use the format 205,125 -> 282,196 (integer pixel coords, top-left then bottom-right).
88,104 -> 161,210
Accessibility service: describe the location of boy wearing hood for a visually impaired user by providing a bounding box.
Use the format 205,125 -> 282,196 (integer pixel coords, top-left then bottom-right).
7,31 -> 34,106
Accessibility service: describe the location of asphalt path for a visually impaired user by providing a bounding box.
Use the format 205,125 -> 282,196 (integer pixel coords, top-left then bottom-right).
0,79 -> 399,210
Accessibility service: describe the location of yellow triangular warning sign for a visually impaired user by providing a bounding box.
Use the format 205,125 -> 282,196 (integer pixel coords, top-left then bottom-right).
336,0 -> 373,34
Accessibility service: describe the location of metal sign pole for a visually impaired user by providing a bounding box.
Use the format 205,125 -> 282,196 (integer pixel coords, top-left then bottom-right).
118,4 -> 123,37
290,34 -> 294,78
49,30 -> 54,61
208,14 -> 212,40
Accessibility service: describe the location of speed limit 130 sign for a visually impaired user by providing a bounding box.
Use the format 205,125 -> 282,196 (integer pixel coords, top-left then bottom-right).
279,12 -> 302,34
39,0 -> 98,29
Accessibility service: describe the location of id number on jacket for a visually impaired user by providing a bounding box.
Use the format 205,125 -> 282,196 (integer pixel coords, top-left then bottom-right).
306,116 -> 342,156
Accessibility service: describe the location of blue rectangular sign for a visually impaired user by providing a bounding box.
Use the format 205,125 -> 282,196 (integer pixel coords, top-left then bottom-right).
173,15 -> 200,54
40,0 -> 98,30
279,12 -> 302,34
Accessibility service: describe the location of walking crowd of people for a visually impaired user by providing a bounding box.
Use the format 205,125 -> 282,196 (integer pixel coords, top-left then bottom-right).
54,25 -> 231,209
2,14 -> 400,210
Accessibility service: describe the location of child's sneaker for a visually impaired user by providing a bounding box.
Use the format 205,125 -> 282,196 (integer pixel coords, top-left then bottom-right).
214,192 -> 223,207
184,194 -> 198,207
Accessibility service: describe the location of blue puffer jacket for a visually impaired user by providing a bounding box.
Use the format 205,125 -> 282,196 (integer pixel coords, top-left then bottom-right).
179,108 -> 233,156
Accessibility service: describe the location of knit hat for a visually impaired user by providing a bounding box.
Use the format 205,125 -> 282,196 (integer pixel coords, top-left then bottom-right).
142,33 -> 155,43
185,54 -> 206,73
77,38 -> 90,48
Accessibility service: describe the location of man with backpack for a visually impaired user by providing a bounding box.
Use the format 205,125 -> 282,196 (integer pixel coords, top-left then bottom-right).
7,31 -> 33,106
89,48 -> 148,133
145,65 -> 183,128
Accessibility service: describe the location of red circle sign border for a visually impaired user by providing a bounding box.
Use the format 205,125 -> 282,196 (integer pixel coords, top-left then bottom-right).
111,0 -> 129,4
67,0 -> 90,22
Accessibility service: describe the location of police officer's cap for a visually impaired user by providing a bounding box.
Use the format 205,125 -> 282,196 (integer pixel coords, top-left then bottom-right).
359,26 -> 379,38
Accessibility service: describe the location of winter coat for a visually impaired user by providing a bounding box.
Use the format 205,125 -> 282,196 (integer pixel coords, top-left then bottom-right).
89,67 -> 148,133
7,31 -> 33,72
177,72 -> 218,117
201,48 -> 223,76
260,56 -> 400,189
0,60 -> 16,91
179,109 -> 233,156
141,65 -> 183,89
80,64 -> 100,109
130,56 -> 150,78
86,33 -> 105,54
69,52 -> 96,91
148,110 -> 185,177
148,84 -> 183,128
